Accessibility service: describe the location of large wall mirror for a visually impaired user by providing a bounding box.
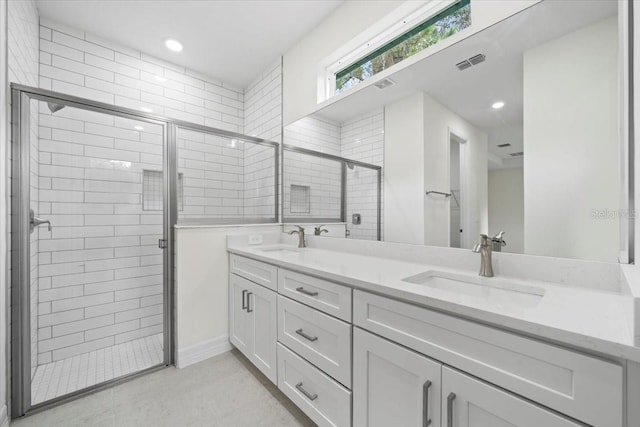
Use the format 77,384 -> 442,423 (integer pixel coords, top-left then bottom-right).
283,0 -> 628,263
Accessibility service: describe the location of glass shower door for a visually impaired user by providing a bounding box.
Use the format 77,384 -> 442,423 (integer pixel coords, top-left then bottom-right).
12,91 -> 170,413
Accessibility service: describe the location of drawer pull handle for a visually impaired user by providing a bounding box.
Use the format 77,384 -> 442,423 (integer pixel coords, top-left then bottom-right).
423,380 -> 432,427
447,392 -> 456,427
296,287 -> 318,297
246,292 -> 253,313
296,382 -> 318,401
295,329 -> 318,342
241,289 -> 247,310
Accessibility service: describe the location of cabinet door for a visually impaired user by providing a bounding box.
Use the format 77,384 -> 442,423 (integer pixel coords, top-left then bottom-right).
229,274 -> 251,356
353,328 -> 441,427
442,367 -> 581,427
246,280 -> 278,384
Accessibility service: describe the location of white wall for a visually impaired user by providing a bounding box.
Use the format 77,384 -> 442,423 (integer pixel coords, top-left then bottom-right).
282,1 -> 400,125
423,93 -> 488,248
489,168 -> 524,254
523,17 -> 618,262
282,0 -> 539,125
174,224 -> 281,367
384,93 -> 425,245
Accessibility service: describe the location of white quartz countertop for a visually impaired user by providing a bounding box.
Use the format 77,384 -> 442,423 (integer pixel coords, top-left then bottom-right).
228,243 -> 640,363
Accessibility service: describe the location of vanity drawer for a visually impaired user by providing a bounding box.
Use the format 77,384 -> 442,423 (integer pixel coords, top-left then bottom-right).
229,254 -> 278,291
278,295 -> 352,388
278,268 -> 352,321
277,343 -> 351,427
353,290 -> 623,427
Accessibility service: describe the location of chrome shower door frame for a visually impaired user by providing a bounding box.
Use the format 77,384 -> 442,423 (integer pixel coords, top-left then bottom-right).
9,84 -> 177,417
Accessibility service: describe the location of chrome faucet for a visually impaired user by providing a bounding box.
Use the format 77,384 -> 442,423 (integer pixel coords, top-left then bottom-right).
472,234 -> 494,277
314,225 -> 328,236
288,225 -> 306,248
490,231 -> 507,252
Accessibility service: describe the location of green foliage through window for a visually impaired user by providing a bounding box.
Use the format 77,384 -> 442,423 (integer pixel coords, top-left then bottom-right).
335,0 -> 471,94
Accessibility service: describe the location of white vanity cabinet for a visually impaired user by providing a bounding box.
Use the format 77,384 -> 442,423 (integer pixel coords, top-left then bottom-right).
353,289 -> 623,427
353,328 -> 442,427
353,327 -> 581,427
228,252 -> 627,427
441,367 -> 581,427
229,269 -> 277,384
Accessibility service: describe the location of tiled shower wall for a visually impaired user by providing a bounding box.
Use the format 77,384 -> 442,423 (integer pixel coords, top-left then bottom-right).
283,116 -> 342,219
177,128 -> 246,220
243,59 -> 282,220
7,0 -> 40,377
283,109 -> 384,239
38,19 -> 245,133
340,109 -> 384,240
35,106 -> 165,364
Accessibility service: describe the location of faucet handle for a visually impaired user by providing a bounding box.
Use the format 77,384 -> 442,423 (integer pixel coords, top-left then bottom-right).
293,225 -> 305,232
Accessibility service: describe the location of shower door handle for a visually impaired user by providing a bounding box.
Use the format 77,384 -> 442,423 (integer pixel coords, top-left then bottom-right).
29,209 -> 51,233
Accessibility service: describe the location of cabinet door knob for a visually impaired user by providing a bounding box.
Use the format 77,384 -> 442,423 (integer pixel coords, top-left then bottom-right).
295,382 -> 318,401
423,380 -> 432,427
295,329 -> 318,342
447,392 -> 456,427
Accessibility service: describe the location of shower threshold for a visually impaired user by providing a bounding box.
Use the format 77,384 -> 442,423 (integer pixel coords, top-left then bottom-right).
31,333 -> 163,404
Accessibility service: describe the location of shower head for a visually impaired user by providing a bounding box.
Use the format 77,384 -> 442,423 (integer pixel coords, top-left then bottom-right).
47,102 -> 65,113
346,162 -> 355,170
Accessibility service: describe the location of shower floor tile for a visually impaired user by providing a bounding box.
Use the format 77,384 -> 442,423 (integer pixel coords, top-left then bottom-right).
31,333 -> 164,405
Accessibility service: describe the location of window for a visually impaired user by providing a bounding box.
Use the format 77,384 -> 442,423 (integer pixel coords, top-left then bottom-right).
334,0 -> 471,95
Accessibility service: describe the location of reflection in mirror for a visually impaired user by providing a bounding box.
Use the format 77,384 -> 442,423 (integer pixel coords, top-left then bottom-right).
283,0 -> 623,263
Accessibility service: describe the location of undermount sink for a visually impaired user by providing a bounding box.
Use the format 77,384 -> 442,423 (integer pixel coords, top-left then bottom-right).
402,270 -> 545,308
258,245 -> 300,254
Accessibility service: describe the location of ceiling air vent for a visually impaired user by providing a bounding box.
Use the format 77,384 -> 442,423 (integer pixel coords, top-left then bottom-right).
509,152 -> 524,157
456,53 -> 486,71
497,143 -> 511,148
374,78 -> 395,90
469,54 -> 486,65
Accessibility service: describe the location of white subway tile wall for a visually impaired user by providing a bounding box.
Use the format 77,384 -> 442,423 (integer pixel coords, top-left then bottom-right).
283,109 -> 385,235
243,59 -> 282,219
283,116 -> 342,220
8,0 -> 40,378
35,102 -> 164,366
39,19 -> 245,133
340,109 -> 385,241
177,128 -> 246,219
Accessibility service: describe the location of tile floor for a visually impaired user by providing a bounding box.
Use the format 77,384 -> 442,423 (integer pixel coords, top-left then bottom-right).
32,333 -> 164,404
15,349 -> 315,427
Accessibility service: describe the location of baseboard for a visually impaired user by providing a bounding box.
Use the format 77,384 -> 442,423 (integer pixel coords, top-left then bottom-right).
177,335 -> 232,369
0,404 -> 8,427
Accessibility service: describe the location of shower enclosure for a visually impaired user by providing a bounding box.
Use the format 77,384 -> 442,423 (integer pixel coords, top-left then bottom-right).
282,144 -> 381,240
10,85 -> 279,415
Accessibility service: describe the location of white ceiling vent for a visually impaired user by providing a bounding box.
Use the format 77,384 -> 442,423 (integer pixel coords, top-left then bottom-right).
374,78 -> 396,90
456,53 -> 486,71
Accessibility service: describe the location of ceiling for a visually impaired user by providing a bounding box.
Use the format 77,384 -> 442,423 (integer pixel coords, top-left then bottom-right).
35,0 -> 344,88
311,0 -> 616,167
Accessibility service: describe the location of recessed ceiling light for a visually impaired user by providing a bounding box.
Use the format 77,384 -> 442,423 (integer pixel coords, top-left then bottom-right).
491,101 -> 505,110
165,38 -> 183,52
134,125 -> 144,131
154,75 -> 167,82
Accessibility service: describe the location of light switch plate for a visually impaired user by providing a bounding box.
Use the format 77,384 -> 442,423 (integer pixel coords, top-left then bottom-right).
248,235 -> 263,245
